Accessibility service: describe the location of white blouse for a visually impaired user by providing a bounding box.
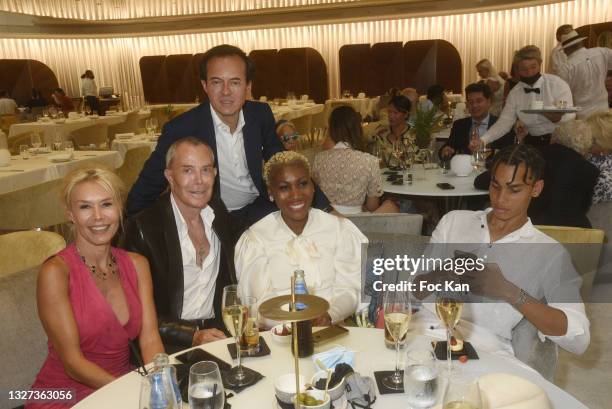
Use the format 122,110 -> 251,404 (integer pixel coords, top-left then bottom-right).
235,209 -> 368,327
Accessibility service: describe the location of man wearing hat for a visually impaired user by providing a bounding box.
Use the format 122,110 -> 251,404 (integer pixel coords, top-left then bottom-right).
549,24 -> 573,74
553,28 -> 612,118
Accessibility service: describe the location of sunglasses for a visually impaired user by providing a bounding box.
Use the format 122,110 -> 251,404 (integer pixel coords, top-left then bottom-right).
281,133 -> 299,142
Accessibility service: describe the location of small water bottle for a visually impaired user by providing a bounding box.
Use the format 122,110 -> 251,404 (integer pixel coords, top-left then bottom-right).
148,371 -> 170,409
153,353 -> 181,407
292,270 -> 314,357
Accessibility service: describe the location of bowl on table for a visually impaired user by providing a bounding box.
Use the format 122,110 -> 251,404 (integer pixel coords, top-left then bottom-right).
297,390 -> 331,409
271,324 -> 292,344
275,373 -> 306,404
311,370 -> 346,401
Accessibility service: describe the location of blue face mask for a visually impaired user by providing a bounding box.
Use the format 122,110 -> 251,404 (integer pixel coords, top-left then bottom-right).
312,346 -> 355,370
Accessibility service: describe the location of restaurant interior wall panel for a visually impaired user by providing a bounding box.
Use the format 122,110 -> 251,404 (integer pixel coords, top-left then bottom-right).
402,40 -> 462,94
370,42 -> 404,97
139,55 -> 170,104
434,40 -> 463,94
303,47 -> 329,103
0,59 -> 58,106
248,49 -> 281,101
191,53 -> 208,102
339,44 -> 372,97
164,54 -> 196,103
1,0 -> 608,103
277,48 -> 311,101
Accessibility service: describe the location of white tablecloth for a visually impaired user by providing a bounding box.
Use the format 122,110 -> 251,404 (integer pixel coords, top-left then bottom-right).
73,323 -> 587,409
325,97 -> 378,118
0,151 -> 122,195
147,103 -> 199,111
111,136 -> 157,162
383,168 -> 488,197
271,103 -> 324,121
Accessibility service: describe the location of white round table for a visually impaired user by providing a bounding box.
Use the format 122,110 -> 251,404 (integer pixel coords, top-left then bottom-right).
73,325 -> 587,409
383,168 -> 487,198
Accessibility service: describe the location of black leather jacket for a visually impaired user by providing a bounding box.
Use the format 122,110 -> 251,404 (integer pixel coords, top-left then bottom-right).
121,192 -> 238,351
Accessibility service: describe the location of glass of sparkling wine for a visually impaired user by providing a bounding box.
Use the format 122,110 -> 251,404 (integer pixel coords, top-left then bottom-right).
221,285 -> 254,387
404,349 -> 439,408
239,296 -> 260,355
435,294 -> 463,375
443,377 -> 482,409
382,288 -> 412,390
188,361 -> 225,409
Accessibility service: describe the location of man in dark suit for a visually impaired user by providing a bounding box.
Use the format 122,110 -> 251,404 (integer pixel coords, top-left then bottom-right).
127,44 -> 291,229
439,83 -> 514,160
123,137 -> 237,352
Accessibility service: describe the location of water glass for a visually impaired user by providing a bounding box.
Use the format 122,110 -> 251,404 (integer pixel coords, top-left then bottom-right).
188,361 -> 225,409
442,377 -> 482,409
31,134 -> 42,149
19,145 -> 30,160
404,349 -> 439,408
64,141 -> 74,153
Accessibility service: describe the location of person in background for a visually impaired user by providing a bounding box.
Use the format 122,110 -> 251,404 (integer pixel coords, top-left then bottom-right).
476,59 -> 506,116
81,70 -> 99,115
275,119 -> 300,151
123,138 -> 236,352
236,151 -> 367,328
0,89 -> 18,115
372,95 -> 417,167
584,110 -> 612,204
553,30 -> 612,119
549,24 -> 573,74
502,62 -> 520,107
439,83 -> 514,160
476,45 -> 574,148
26,88 -> 47,112
51,88 -> 75,113
313,105 -> 399,215
28,167 -> 164,406
419,84 -> 449,115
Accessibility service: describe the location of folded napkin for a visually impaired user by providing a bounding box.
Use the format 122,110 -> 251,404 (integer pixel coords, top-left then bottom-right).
478,373 -> 551,409
115,132 -> 135,140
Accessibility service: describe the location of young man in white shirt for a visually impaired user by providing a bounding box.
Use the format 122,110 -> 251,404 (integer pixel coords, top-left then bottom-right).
553,30 -> 612,118
416,144 -> 589,362
476,45 -> 574,148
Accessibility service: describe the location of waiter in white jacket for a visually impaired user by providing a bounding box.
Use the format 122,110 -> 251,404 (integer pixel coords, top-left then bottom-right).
552,30 -> 612,119
475,45 -> 575,149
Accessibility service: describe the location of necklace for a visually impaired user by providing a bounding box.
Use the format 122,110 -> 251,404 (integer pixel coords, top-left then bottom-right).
77,247 -> 118,280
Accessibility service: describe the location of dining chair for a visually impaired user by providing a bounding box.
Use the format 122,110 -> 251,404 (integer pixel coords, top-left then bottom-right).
7,131 -> 34,155
116,146 -> 152,190
107,110 -> 141,143
0,230 -> 66,277
535,225 -> 605,300
71,125 -> 110,150
587,201 -> 612,283
0,114 -> 19,134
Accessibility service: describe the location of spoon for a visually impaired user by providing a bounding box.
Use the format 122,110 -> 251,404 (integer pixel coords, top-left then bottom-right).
315,359 -> 332,402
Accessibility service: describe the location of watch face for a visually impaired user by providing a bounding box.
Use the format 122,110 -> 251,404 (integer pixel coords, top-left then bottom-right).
596,31 -> 612,48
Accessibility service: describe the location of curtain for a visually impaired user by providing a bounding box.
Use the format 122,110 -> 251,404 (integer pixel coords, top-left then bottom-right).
0,0 -> 609,101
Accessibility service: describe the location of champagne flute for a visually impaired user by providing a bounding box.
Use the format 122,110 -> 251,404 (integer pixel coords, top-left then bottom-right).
382,288 -> 412,390
222,285 -> 254,387
443,377 -> 482,409
435,294 -> 463,375
189,361 -> 225,409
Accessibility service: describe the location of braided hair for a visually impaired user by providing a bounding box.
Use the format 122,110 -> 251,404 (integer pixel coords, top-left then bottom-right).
490,144 -> 545,184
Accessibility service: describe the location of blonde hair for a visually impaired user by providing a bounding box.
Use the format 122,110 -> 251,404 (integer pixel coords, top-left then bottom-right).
552,120 -> 592,156
62,166 -> 126,220
475,59 -> 499,77
585,110 -> 612,151
263,151 -> 311,186
513,45 -> 543,66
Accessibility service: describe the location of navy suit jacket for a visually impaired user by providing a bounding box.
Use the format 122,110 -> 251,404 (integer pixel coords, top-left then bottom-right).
439,115 -> 514,158
126,101 -> 282,216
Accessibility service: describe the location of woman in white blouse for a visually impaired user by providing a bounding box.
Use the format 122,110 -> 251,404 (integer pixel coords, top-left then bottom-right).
235,151 -> 367,328
81,70 -> 99,115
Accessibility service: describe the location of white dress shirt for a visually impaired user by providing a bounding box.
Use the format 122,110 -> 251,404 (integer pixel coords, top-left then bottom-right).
481,74 -> 575,145
235,209 -> 368,327
555,47 -> 612,118
81,78 -> 97,97
210,106 -> 259,211
170,194 -> 221,320
0,97 -> 17,115
549,44 -> 568,75
425,209 -> 590,355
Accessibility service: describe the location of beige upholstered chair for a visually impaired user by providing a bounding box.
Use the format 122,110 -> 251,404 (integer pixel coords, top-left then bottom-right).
587,202 -> 612,283
107,111 -> 142,143
116,146 -> 152,190
0,230 -> 66,276
0,114 -> 19,134
70,124 -> 110,150
7,131 -> 34,155
0,231 -> 65,405
0,180 -> 67,231
535,225 -> 605,300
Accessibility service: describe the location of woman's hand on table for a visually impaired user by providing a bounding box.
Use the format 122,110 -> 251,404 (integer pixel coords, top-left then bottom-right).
192,328 -> 227,346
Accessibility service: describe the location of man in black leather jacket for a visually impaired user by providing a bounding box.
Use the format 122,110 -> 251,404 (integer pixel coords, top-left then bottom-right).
122,137 -> 238,352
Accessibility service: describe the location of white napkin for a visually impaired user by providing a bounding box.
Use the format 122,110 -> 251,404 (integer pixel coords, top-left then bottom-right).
479,373 -> 551,409
115,132 -> 135,140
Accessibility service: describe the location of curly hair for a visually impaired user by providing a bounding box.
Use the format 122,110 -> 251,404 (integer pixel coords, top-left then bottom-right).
552,120 -> 592,156
585,110 -> 612,151
491,144 -> 545,184
263,151 -> 311,186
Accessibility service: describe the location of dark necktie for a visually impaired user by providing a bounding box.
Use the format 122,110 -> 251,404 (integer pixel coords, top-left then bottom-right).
524,88 -> 540,94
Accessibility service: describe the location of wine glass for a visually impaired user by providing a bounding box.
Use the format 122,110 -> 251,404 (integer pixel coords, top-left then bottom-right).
382,288 -> 412,390
435,293 -> 463,376
222,284 -> 254,387
189,361 -> 225,409
19,145 -> 30,160
404,349 -> 439,408
31,133 -> 42,150
443,377 -> 482,409
64,141 -> 74,154
52,130 -> 63,151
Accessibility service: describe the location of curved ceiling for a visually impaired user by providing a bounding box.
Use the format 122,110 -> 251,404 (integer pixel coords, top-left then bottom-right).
0,0 -> 565,38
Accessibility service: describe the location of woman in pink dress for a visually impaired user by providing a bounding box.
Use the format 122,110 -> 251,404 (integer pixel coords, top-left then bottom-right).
27,167 -> 164,408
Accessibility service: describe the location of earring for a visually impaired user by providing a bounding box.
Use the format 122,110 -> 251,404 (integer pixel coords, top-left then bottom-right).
269,195 -> 274,202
